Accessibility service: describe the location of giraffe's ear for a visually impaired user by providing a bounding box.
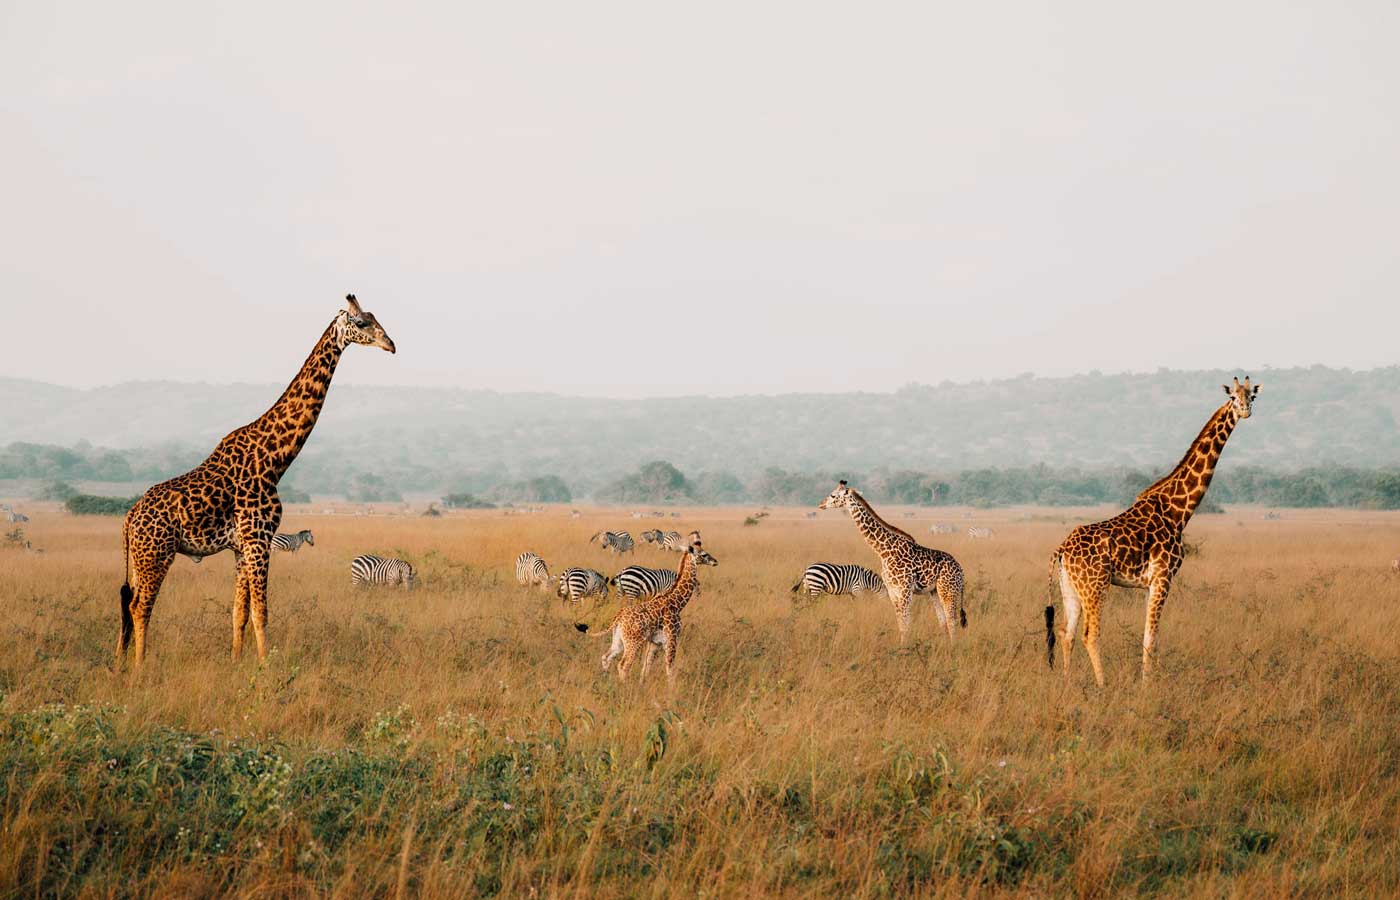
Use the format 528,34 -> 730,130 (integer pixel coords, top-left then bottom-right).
1222,384 -> 1231,396
1251,384 -> 1261,399
839,480 -> 848,488
346,294 -> 364,317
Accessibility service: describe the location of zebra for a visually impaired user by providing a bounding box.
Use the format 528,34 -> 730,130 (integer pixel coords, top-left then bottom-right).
641,529 -> 686,551
556,567 -> 610,602
967,527 -> 996,539
929,523 -> 957,535
271,529 -> 315,552
805,511 -> 818,520
1391,558 -> 1399,574
516,552 -> 551,591
1,505 -> 28,523
790,563 -> 886,600
608,565 -> 679,601
590,531 -> 635,555
350,554 -> 416,589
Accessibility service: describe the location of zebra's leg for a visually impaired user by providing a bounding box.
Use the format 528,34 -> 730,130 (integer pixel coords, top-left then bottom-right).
232,550 -> 250,661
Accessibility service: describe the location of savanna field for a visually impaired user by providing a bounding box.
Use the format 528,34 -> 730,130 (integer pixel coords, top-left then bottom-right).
2,504 -> 1399,897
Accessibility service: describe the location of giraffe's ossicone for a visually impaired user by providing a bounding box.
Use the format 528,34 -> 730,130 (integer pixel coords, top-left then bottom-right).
117,295 -> 396,670
1046,376 -> 1261,686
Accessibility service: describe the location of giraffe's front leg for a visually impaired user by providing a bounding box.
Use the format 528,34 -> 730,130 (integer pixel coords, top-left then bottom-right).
888,580 -> 914,644
1142,575 -> 1173,680
232,550 -> 250,662
235,517 -> 276,663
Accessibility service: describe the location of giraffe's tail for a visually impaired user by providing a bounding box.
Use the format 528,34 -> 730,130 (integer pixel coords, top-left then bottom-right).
117,520 -> 134,662
1045,551 -> 1060,669
790,579 -> 803,593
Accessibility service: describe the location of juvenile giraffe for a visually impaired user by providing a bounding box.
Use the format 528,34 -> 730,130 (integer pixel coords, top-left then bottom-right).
1046,376 -> 1261,685
117,295 -> 396,669
577,535 -> 718,684
818,482 -> 967,644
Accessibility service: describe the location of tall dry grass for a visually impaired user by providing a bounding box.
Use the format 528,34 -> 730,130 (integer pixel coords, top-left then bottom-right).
1,503 -> 1398,897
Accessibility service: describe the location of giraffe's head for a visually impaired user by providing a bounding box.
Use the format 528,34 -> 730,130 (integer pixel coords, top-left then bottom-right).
1221,376 -> 1261,419
687,537 -> 719,567
818,480 -> 856,510
336,294 -> 397,354
300,530 -> 315,546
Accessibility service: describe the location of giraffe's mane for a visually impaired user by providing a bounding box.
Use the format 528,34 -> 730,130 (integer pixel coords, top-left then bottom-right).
1136,402 -> 1232,500
850,490 -> 918,544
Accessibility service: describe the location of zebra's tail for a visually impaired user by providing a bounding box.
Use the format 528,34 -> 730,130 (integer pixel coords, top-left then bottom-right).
1045,551 -> 1061,669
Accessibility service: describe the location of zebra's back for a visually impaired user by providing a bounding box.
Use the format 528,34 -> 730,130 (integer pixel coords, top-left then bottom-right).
610,565 -> 678,600
516,552 -> 550,589
792,563 -> 884,598
350,554 -> 416,588
557,567 -> 609,602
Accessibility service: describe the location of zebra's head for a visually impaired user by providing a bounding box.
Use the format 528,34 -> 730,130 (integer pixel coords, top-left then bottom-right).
818,480 -> 855,511
641,530 -> 659,543
1222,376 -> 1260,419
300,530 -> 315,546
335,294 -> 397,354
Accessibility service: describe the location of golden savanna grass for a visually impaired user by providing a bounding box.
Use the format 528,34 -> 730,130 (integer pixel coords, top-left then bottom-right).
2,503 -> 1399,897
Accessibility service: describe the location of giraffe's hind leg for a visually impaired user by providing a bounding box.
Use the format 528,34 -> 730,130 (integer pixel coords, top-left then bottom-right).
1075,571 -> 1110,687
126,544 -> 176,670
232,552 -> 250,661
935,570 -> 963,641
1057,562 -> 1083,679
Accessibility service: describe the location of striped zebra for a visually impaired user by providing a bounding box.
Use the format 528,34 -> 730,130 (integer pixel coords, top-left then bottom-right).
967,527 -> 996,539
641,529 -> 686,551
608,565 -> 679,601
350,554 -> 416,589
271,529 -> 315,552
929,523 -> 957,535
516,552 -> 551,591
556,567 -> 610,602
790,563 -> 886,600
590,531 -> 635,555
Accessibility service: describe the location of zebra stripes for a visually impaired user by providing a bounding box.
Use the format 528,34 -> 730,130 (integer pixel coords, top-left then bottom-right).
967,527 -> 996,539
609,565 -> 679,601
790,563 -> 886,599
516,552 -> 551,590
556,567 -> 610,602
271,530 -> 314,552
350,554 -> 416,589
929,523 -> 957,535
641,529 -> 686,551
590,531 -> 635,555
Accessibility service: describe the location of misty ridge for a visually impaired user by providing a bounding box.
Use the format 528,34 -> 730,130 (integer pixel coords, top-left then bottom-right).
2,365 -> 1398,508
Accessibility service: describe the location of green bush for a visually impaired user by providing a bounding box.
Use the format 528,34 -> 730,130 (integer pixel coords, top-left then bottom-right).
64,494 -> 138,516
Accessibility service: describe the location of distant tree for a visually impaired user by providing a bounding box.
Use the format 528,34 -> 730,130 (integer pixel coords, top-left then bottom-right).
493,475 -> 572,504
346,473 -> 402,503
65,494 -> 138,515
35,480 -> 78,501
595,461 -> 692,504
690,470 -> 746,504
280,484 -> 311,503
442,492 -> 495,509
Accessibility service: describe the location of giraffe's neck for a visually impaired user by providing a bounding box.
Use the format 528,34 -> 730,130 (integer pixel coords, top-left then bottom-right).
241,321 -> 345,482
670,551 -> 701,611
845,492 -> 912,561
1137,402 -> 1240,529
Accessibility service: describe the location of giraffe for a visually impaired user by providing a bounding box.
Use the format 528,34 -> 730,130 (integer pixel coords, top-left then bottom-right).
117,295 -> 396,669
1046,376 -> 1261,685
577,535 -> 718,684
818,482 -> 966,644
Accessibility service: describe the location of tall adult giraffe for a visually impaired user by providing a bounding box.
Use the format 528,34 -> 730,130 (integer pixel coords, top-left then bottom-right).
117,295 -> 396,669
1047,376 -> 1261,685
818,481 -> 966,644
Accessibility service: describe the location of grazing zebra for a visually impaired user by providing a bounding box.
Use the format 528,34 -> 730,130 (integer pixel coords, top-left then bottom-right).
805,511 -> 818,520
1,505 -> 28,523
641,529 -> 686,551
516,552 -> 551,591
590,531 -> 635,555
1392,558 -> 1399,574
271,530 -> 315,552
571,509 -> 582,519
967,526 -> 996,539
790,563 -> 886,600
930,523 -> 957,535
350,554 -> 416,589
556,567 -> 610,602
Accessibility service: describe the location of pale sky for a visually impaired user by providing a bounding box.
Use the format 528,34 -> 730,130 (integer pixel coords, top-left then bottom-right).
2,2 -> 1397,396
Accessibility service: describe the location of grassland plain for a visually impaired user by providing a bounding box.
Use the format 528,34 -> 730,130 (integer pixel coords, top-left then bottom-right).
1,504 -> 1398,897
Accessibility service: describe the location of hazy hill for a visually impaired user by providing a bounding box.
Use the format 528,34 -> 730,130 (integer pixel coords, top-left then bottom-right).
2,367 -> 1397,496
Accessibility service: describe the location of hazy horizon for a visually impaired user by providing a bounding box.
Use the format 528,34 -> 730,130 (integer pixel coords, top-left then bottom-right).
5,2 -> 1398,396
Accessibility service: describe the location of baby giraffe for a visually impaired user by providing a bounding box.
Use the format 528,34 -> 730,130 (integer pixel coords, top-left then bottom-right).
577,535 -> 718,684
